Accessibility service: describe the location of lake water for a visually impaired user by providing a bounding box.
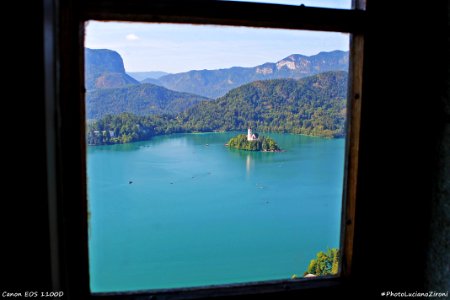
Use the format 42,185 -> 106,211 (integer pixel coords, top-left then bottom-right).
87,132 -> 345,292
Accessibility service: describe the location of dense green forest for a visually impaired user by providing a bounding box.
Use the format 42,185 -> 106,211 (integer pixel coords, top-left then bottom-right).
226,134 -> 281,152
178,71 -> 347,137
87,72 -> 347,145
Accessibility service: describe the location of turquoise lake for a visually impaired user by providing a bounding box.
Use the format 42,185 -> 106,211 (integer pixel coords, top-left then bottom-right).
87,132 -> 345,292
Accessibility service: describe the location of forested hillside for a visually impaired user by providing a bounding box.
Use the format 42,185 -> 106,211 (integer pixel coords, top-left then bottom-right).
87,71 -> 347,145
86,83 -> 210,120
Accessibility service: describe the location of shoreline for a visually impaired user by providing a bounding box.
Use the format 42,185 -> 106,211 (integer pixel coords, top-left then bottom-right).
88,130 -> 343,146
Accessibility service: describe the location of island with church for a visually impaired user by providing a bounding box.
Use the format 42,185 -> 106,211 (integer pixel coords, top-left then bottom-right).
226,128 -> 282,152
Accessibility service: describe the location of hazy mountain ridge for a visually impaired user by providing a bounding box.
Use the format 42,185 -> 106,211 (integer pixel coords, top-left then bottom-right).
144,50 -> 349,98
127,71 -> 170,81
85,48 -> 139,90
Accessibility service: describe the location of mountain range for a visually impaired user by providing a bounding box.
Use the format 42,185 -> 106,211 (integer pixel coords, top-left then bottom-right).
85,47 -> 348,97
85,48 -> 348,139
85,48 -> 210,119
141,50 -> 348,98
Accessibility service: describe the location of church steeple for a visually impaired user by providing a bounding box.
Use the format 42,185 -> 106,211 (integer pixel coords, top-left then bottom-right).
247,128 -> 256,141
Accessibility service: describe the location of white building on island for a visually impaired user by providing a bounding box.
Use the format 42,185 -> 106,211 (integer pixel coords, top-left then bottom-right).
247,128 -> 258,141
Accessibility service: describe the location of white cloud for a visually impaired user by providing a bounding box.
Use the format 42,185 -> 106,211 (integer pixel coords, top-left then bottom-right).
125,33 -> 140,41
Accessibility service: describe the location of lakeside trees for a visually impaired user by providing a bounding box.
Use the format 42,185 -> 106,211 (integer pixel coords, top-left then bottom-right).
304,248 -> 340,276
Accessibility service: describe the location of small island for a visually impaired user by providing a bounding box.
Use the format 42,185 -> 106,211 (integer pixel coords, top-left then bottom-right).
226,128 -> 282,152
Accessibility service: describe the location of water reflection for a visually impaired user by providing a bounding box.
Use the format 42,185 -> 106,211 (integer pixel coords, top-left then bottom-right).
246,154 -> 253,176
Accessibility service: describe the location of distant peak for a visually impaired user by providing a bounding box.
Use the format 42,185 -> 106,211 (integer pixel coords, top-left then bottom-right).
278,50 -> 348,62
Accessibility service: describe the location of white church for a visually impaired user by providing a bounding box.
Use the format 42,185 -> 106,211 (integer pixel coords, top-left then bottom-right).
247,128 -> 258,141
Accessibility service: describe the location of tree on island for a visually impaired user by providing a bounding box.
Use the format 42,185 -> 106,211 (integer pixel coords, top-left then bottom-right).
226,133 -> 281,152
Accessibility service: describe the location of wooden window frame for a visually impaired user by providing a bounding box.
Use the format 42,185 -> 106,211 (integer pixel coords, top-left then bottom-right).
44,0 -> 366,299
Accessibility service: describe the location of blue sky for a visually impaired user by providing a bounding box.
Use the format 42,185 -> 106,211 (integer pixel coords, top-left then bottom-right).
85,0 -> 350,73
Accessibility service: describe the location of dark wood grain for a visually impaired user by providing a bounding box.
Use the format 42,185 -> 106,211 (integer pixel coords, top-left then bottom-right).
82,0 -> 366,33
341,33 -> 364,278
